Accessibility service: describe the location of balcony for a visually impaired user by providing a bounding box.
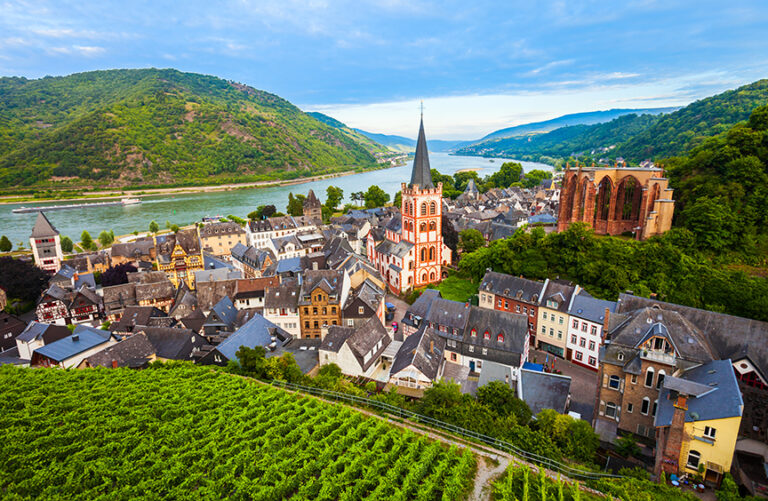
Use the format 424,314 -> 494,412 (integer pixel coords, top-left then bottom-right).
641,349 -> 676,366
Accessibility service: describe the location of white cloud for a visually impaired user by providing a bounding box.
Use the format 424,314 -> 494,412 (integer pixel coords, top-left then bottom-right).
74,45 -> 106,56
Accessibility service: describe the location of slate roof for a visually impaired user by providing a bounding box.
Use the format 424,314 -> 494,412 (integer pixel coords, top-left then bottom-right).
462,306 -> 528,356
276,257 -> 302,274
110,306 -> 166,333
136,325 -> 202,360
528,214 -> 557,225
426,298 -> 471,332
84,333 -> 156,368
390,240 -> 414,259
341,316 -> 391,372
111,238 -> 154,258
199,221 -> 245,238
402,289 -> 441,328
102,283 -> 137,312
569,293 -> 616,324
134,280 -> 174,303
213,314 -> 290,361
34,325 -> 112,362
299,270 -> 344,305
385,215 -> 402,233
15,321 -> 70,346
197,279 -> 238,311
206,297 -> 238,330
390,324 -> 444,379
30,212 -> 58,238
540,280 -> 578,313
0,313 -> 27,351
264,285 -> 299,310
617,293 -> 768,382
655,359 -> 743,427
480,271 -> 544,304
304,189 -> 322,209
193,267 -> 242,284
179,309 -> 206,333
519,369 -> 571,415
320,325 -> 354,353
409,117 -> 433,189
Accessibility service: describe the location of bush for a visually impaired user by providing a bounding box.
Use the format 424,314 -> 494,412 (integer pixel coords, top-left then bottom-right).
615,434 -> 641,458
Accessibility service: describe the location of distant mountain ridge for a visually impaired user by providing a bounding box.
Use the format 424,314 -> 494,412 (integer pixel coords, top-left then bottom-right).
351,129 -> 472,153
0,68 -> 378,191
307,112 -> 390,154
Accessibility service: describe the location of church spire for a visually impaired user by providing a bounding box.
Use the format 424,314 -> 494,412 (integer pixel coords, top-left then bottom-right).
409,112 -> 434,189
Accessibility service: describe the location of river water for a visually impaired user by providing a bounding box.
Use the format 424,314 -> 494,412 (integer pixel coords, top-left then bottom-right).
0,153 -> 551,245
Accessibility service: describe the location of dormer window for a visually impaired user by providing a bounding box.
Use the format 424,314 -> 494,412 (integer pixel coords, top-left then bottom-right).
497,333 -> 504,343
470,328 -> 477,338
483,330 -> 490,340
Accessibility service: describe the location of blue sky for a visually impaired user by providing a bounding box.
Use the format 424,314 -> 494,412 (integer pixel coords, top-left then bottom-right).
1,0 -> 767,138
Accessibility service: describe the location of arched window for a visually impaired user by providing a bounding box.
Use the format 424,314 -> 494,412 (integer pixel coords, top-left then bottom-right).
429,272 -> 435,280
497,333 -> 504,343
428,220 -> 436,231
421,202 -> 427,216
428,247 -> 435,261
420,222 -> 427,232
641,397 -> 650,415
429,201 -> 436,214
605,402 -> 617,418
420,248 -> 426,261
656,370 -> 666,390
409,261 -> 414,270
645,367 -> 655,387
483,330 -> 490,340
686,450 -> 701,470
470,328 -> 477,337
609,375 -> 620,389
652,399 -> 658,417
422,272 -> 427,282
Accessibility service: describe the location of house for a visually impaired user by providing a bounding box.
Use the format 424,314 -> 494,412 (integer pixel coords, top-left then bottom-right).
319,316 -> 391,379
154,228 -> 204,289
263,285 -> 300,339
655,360 -> 743,486
479,271 -> 544,346
536,279 -> 580,358
128,271 -> 176,311
15,321 -> 71,360
31,325 -> 118,368
268,234 -> 306,260
566,293 -> 616,371
78,332 -> 157,369
202,296 -> 238,340
67,286 -> 102,324
517,368 -> 572,415
244,215 -> 316,249
230,243 -> 275,278
303,189 -> 323,223
199,221 -> 247,257
35,284 -> 70,325
135,325 -> 207,361
342,279 -> 386,329
198,313 -> 291,366
389,324 -> 445,393
401,289 -> 441,337
102,283 -> 138,321
0,312 -> 26,353
298,270 -> 350,339
168,283 -> 198,320
109,306 -> 167,335
110,237 -> 155,267
29,212 -> 63,273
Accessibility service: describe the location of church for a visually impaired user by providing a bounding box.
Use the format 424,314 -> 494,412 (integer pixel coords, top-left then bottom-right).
367,116 -> 452,293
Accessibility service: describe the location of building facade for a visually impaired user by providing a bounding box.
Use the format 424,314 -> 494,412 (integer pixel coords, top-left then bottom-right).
479,271 -> 543,346
29,212 -> 63,273
557,164 -> 675,240
536,280 -> 580,358
154,229 -> 204,289
199,221 -> 247,257
566,294 -> 616,371
298,270 -> 350,339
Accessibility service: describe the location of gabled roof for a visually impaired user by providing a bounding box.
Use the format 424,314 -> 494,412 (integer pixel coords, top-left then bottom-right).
480,271 -> 544,304
264,285 -> 299,310
206,296 -> 238,330
84,333 -> 156,368
136,325 -> 202,360
30,212 -> 58,238
303,189 -> 322,208
569,293 -> 616,324
390,324 -> 444,379
345,316 -> 391,372
110,306 -> 167,332
426,298 -> 471,331
409,117 -> 433,189
320,325 -> 354,353
213,314 -> 290,361
518,369 -> 572,415
462,306 -> 528,356
15,320 -> 68,344
34,325 -> 112,362
655,359 -> 743,427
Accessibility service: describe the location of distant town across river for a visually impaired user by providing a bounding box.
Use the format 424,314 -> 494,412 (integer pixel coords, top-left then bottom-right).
0,153 -> 552,244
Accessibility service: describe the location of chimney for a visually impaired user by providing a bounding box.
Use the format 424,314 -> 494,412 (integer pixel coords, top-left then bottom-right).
111,360 -> 118,369
657,394 -> 688,478
71,334 -> 79,342
603,307 -> 611,333
430,340 -> 434,354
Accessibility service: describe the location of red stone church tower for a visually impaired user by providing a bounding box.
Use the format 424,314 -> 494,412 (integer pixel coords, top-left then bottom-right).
401,116 -> 444,288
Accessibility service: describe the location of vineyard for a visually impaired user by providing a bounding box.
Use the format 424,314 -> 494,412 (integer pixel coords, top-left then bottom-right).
0,364 -> 475,500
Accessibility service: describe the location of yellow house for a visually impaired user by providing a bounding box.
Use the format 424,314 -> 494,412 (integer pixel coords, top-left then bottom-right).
154,228 -> 204,290
655,360 -> 744,486
536,279 -> 580,357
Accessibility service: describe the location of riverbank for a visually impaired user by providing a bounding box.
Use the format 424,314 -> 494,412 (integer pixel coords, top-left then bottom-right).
0,168 -> 381,205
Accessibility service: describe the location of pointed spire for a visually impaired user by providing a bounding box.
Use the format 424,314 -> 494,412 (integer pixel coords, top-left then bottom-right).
30,212 -> 59,239
409,115 -> 433,189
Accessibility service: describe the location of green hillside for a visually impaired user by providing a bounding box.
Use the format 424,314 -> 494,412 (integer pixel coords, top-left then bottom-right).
307,111 -> 391,154
0,364 -> 476,499
456,79 -> 768,163
0,69 -> 378,191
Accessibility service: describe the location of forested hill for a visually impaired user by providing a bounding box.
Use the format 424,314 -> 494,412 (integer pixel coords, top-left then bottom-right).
0,69 -> 378,191
456,79 -> 768,163
306,112 -> 390,154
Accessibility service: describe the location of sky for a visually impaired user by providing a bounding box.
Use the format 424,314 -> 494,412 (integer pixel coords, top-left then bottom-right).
1,0 -> 767,139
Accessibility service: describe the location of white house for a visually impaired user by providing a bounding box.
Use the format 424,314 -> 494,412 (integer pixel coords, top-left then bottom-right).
566,294 -> 616,371
30,325 -> 117,368
263,285 -> 301,339
319,316 -> 391,379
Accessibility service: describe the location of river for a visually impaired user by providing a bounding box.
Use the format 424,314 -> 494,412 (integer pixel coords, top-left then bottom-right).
0,153 -> 551,245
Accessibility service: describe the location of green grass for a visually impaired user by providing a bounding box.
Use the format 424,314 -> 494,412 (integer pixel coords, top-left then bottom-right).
428,273 -> 479,303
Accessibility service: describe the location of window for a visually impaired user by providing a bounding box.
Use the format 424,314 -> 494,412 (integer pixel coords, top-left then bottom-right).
645,367 -> 655,387
497,333 -> 504,343
313,307 -> 318,315
559,316 -> 564,325
627,403 -> 634,413
591,326 -> 598,336
704,426 -> 716,439
686,450 -> 701,470
541,326 -> 546,334
549,328 -> 554,337
304,321 -> 310,328
515,304 -> 520,312
656,370 -> 666,390
609,375 -> 620,389
571,334 -> 578,344
428,220 -> 436,231
358,306 -> 364,314
429,201 -> 436,215
313,321 -> 319,329
605,402 -> 617,418
641,397 -> 650,415
631,375 -> 637,384
483,331 -> 490,340
322,307 -> 327,315
572,319 -> 579,329
303,307 -> 309,315
497,299 -> 502,307
331,307 -> 336,314
575,351 -> 583,361
482,348 -> 488,355
421,203 -> 427,216
589,341 -> 595,351
420,222 -> 427,232
579,337 -> 586,347
581,322 -> 588,332
468,345 -> 474,353
347,319 -> 354,326
652,400 -> 658,417
451,353 -> 457,361
542,312 -> 547,321
471,329 -> 477,338
557,330 -> 562,340
588,356 -> 596,366
529,310 -> 534,317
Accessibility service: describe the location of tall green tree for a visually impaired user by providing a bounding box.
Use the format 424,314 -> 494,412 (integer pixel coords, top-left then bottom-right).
393,190 -> 402,209
286,193 -> 306,216
0,236 -> 11,253
486,161 -> 523,188
325,185 -> 343,210
149,220 -> 159,233
81,230 -> 94,250
60,236 -> 73,253
98,230 -> 114,247
458,228 -> 485,254
363,185 -> 390,208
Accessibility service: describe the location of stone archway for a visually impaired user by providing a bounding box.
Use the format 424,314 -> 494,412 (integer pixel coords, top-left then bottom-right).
613,175 -> 643,233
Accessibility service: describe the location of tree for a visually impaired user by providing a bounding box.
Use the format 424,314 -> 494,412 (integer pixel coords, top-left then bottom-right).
486,161 -> 523,189
248,205 -> 277,221
393,190 -> 402,209
149,220 -> 159,233
325,185 -> 343,210
165,220 -> 171,229
476,381 -> 532,424
170,224 -> 180,233
235,346 -> 268,378
0,236 -> 11,253
100,263 -> 138,287
80,230 -> 95,251
0,257 -> 49,302
98,230 -> 114,247
286,193 -> 306,216
458,228 -> 485,254
682,196 -> 739,251
615,434 -> 641,458
522,169 -> 552,189
364,185 -> 390,208
442,214 -> 458,253
60,236 -> 73,253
